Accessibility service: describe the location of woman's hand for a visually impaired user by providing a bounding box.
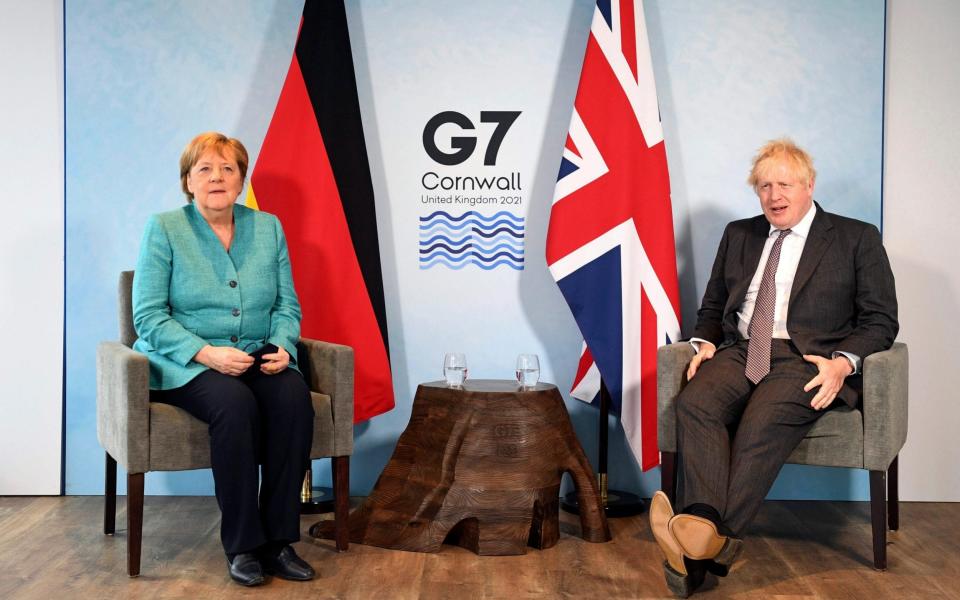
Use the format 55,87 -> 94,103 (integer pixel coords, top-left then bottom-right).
194,345 -> 255,376
260,345 -> 290,375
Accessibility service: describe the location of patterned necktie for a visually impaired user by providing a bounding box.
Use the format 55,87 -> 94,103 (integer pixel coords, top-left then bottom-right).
745,228 -> 791,384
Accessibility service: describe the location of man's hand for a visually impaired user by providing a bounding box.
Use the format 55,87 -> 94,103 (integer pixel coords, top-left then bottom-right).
687,341 -> 717,380
195,345 -> 254,376
260,345 -> 290,375
802,355 -> 853,410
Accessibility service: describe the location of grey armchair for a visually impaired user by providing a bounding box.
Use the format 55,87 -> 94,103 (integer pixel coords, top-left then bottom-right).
97,271 -> 354,576
657,342 -> 908,570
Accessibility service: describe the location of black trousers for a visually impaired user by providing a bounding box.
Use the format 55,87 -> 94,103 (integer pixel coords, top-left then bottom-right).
152,368 -> 314,555
676,339 -> 838,536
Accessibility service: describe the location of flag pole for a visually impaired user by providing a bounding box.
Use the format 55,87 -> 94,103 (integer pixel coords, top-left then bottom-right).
562,378 -> 646,518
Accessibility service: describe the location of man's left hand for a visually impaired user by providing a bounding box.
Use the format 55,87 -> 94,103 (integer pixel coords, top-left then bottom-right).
260,345 -> 290,375
802,355 -> 853,410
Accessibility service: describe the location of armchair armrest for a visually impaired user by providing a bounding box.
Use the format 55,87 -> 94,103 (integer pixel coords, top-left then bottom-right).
861,342 -> 909,471
657,342 -> 695,453
96,341 -> 151,473
300,338 -> 354,455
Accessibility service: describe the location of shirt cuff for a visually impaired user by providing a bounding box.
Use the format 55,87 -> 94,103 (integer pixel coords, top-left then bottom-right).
832,351 -> 861,375
690,337 -> 713,353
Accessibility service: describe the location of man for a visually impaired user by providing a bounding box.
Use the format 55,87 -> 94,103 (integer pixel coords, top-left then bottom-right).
650,139 -> 898,597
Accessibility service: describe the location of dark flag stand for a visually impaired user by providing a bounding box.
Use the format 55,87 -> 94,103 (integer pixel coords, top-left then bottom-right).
561,380 -> 646,517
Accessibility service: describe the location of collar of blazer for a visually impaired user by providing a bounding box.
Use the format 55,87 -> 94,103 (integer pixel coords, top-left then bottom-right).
742,201 -> 836,307
186,202 -> 254,264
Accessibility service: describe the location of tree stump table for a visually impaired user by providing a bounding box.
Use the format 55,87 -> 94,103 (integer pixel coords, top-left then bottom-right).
310,379 -> 611,555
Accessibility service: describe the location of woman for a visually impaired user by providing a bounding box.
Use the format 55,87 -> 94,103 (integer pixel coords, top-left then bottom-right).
133,132 -> 315,586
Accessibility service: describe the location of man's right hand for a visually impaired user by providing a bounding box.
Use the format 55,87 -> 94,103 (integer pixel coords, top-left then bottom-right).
194,345 -> 255,377
687,341 -> 717,380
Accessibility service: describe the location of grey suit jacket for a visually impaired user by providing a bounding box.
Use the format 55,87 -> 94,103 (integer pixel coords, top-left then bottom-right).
691,202 -> 899,405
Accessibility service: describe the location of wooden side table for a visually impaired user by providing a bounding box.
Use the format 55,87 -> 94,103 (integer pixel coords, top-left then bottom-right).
311,379 -> 610,555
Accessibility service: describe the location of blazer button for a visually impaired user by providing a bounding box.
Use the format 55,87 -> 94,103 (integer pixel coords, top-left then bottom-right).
232,308 -> 240,317
230,335 -> 238,343
229,280 -> 237,288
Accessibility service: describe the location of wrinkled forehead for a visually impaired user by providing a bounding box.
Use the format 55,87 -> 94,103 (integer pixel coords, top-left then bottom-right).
754,155 -> 812,185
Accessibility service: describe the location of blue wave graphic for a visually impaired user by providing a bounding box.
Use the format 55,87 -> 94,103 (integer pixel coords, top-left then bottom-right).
420,249 -> 524,263
420,210 -> 523,224
418,218 -> 524,232
471,226 -> 523,238
419,242 -> 524,255
418,211 -> 525,271
420,257 -> 524,271
418,224 -> 524,238
418,230 -> 523,243
418,233 -> 522,249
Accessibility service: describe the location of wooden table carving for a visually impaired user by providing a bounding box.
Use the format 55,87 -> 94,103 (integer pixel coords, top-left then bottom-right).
310,379 -> 611,555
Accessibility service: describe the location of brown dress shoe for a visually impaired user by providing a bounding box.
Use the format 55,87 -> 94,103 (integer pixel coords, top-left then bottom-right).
650,492 -> 705,598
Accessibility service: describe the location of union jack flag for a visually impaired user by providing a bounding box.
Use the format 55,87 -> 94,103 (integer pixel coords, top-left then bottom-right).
547,0 -> 681,471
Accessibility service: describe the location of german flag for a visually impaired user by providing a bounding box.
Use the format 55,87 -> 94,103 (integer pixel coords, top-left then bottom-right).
247,0 -> 393,422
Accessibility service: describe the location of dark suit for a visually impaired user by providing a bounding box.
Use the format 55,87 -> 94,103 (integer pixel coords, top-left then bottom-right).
676,202 -> 897,535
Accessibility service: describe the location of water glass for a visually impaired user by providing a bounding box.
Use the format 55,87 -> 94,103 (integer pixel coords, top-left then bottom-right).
443,353 -> 467,387
516,354 -> 540,388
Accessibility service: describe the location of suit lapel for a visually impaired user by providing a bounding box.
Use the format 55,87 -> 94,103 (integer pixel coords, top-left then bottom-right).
730,217 -> 769,306
789,203 -> 835,305
229,204 -> 252,270
745,216 -> 769,276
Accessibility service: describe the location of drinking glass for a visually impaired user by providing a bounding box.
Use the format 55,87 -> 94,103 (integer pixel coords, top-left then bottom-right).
516,354 -> 540,388
443,353 -> 467,387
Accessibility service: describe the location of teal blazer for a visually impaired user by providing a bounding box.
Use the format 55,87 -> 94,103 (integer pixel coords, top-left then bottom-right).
132,203 -> 302,390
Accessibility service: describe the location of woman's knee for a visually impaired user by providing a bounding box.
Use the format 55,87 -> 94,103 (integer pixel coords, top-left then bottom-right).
201,373 -> 259,424
261,371 -> 314,420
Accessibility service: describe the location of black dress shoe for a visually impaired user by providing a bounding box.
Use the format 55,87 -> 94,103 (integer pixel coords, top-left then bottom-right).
227,553 -> 265,586
261,545 -> 315,581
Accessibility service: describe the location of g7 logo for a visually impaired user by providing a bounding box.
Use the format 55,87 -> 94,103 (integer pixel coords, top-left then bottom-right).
422,111 -> 521,166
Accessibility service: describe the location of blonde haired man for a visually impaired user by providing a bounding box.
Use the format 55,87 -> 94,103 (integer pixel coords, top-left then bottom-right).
650,139 -> 898,597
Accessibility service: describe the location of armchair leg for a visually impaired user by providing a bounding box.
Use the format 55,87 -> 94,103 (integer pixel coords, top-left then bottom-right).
104,452 -> 117,535
127,472 -> 144,577
869,469 -> 887,571
333,456 -> 350,552
660,451 -> 678,505
888,455 -> 900,531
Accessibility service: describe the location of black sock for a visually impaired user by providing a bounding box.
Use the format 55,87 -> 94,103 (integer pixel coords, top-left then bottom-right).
681,502 -> 737,536
682,502 -> 722,523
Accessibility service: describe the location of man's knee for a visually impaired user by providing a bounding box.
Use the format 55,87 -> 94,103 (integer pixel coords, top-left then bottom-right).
678,355 -> 752,426
733,401 -> 815,458
676,378 -> 722,428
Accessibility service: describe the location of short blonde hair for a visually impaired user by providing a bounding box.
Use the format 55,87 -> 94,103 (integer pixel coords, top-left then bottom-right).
179,132 -> 249,202
747,138 -> 816,190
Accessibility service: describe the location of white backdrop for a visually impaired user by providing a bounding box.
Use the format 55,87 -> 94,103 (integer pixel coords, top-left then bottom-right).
0,0 -> 64,495
884,0 -> 960,501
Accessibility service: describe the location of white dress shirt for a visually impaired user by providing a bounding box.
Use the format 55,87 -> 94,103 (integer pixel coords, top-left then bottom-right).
736,203 -> 817,340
